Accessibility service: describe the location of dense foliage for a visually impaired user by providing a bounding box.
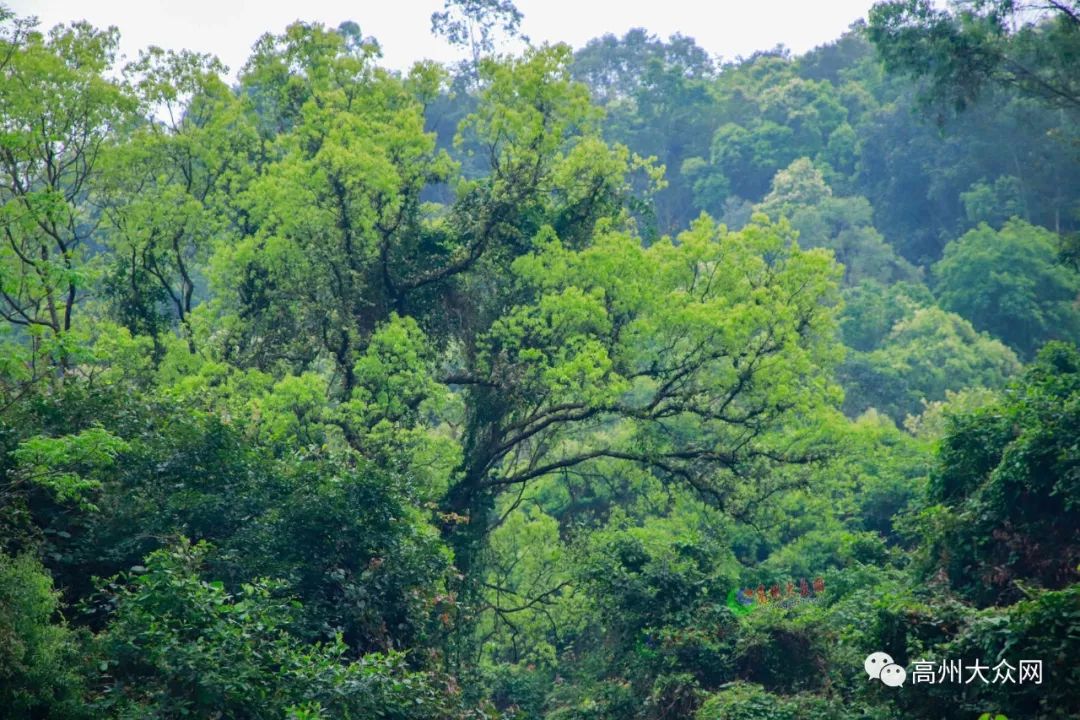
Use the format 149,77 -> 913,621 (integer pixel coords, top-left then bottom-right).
1,1 -> 1077,718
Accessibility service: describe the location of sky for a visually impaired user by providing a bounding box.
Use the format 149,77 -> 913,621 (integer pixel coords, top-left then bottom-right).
8,0 -> 877,76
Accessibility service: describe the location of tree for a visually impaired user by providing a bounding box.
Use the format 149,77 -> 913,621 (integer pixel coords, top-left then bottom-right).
841,306 -> 1021,419
757,158 -> 919,286
440,211 -> 842,601
571,29 -> 713,104
933,219 -> 1080,357
432,0 -> 527,72
6,8 -> 1080,719
916,342 -> 1080,606
98,47 -> 257,347
868,0 -> 1080,116
684,55 -> 849,209
215,23 -> 456,380
853,40 -> 1080,262
209,36 -> 845,592
572,29 -> 718,233
0,15 -> 132,369
838,279 -> 934,352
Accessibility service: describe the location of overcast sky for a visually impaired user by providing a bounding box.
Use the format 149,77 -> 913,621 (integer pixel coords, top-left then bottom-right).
8,0 -> 876,76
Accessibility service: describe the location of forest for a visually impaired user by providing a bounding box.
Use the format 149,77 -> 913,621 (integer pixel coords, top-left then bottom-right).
0,0 -> 1078,718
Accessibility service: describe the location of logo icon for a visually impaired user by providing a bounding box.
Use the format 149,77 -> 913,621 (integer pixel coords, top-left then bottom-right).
880,663 -> 907,687
725,588 -> 755,616
725,577 -> 825,616
865,651 -> 906,687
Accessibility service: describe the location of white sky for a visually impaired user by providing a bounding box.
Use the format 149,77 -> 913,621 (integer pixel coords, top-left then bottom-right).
8,1 -> 876,76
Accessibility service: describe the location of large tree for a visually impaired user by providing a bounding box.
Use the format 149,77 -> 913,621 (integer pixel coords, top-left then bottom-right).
206,30 -> 844,582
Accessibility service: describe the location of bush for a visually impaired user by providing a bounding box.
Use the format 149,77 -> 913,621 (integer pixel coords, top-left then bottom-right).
0,551 -> 86,718
90,539 -> 463,719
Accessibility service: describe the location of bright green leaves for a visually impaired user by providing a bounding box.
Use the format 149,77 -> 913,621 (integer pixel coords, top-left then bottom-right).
341,316 -> 462,493
98,48 -> 250,341
461,45 -> 600,178
479,503 -> 573,668
549,137 -> 653,246
0,17 -> 133,350
351,315 -> 447,425
240,21 -> 381,138
206,37 -> 647,484
212,24 -> 456,377
449,45 -> 634,257
472,214 -> 842,500
636,216 -> 842,416
12,427 -> 129,508
482,283 -> 622,407
254,373 -> 331,448
0,552 -> 84,717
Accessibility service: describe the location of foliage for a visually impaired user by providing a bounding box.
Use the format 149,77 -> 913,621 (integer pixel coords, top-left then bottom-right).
839,279 -> 933,352
0,14 -> 132,361
696,683 -> 862,720
757,158 -> 919,286
11,427 -> 127,508
934,219 -> 1080,358
0,551 -> 85,718
432,0 -> 527,71
915,342 -> 1080,606
842,306 -> 1021,420
90,540 -> 464,719
572,29 -> 717,234
0,4 -> 1078,719
868,0 -> 1080,116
